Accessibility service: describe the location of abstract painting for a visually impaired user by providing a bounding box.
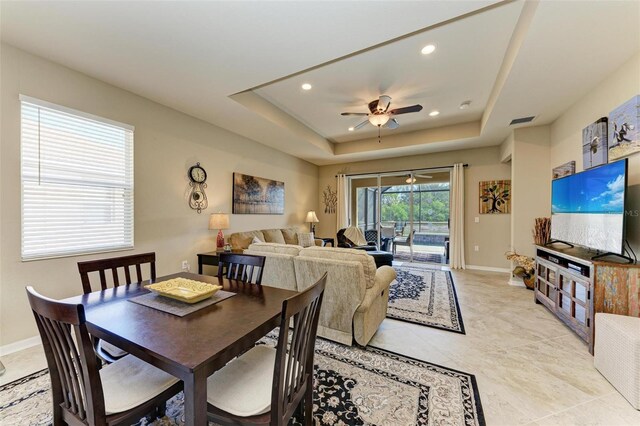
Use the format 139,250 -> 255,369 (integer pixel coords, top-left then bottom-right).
479,180 -> 511,214
582,117 -> 608,169
552,161 -> 576,179
232,173 -> 284,214
608,95 -> 640,161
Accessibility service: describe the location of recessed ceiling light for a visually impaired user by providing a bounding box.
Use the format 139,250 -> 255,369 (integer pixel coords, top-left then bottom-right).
421,44 -> 436,55
429,110 -> 440,117
301,83 -> 312,90
459,100 -> 471,110
348,127 -> 354,131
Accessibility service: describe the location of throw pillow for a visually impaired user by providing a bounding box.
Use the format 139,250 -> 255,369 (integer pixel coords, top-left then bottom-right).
297,232 -> 315,248
252,236 -> 263,244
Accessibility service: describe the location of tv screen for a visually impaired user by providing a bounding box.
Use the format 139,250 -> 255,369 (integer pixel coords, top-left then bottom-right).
551,159 -> 627,254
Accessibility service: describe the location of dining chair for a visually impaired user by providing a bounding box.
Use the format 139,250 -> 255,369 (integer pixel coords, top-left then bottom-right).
77,252 -> 156,294
26,286 -> 182,426
77,252 -> 156,362
393,229 -> 416,255
206,272 -> 327,426
217,253 -> 266,285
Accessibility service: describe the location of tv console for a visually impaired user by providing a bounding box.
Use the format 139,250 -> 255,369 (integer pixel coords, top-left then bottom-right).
535,244 -> 639,354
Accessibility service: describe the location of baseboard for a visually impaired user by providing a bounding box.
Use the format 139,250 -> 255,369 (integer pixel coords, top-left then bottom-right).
0,336 -> 41,356
508,277 -> 526,287
466,265 -> 511,273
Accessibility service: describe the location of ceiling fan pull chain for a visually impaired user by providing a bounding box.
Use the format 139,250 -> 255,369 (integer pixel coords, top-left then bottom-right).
378,126 -> 381,143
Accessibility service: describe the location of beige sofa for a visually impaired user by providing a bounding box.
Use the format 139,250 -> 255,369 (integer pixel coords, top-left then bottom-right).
245,243 -> 396,346
228,228 -> 324,250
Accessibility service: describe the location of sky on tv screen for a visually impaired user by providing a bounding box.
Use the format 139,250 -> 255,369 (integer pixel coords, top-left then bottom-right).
552,160 -> 626,214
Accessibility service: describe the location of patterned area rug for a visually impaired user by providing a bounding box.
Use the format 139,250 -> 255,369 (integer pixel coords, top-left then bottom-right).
388,264 -> 465,334
393,251 -> 446,264
0,337 -> 484,426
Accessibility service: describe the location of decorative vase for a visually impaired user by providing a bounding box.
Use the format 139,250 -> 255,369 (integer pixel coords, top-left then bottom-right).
523,275 -> 535,290
216,230 -> 225,250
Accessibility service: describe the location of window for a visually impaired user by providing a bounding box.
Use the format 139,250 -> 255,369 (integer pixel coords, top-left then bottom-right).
20,95 -> 134,260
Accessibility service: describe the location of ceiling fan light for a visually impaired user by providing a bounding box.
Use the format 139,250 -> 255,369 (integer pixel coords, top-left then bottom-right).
368,114 -> 390,127
406,176 -> 416,184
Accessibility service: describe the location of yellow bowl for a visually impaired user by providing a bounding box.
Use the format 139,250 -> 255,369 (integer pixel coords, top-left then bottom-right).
146,278 -> 222,304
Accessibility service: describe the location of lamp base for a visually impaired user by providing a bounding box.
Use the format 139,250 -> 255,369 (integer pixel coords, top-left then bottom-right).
216,229 -> 225,249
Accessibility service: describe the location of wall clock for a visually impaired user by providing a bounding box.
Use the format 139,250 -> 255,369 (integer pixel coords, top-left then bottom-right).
188,162 -> 208,213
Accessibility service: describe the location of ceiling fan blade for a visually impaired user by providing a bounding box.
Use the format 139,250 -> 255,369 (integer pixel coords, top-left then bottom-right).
341,112 -> 368,116
389,104 -> 423,115
368,99 -> 379,113
354,119 -> 369,130
378,95 -> 392,112
383,118 -> 399,129
415,174 -> 432,179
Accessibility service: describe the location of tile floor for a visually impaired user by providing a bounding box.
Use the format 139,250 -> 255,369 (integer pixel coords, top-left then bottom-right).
1,268 -> 638,425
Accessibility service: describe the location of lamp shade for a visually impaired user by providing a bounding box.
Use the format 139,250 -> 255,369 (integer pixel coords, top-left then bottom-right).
209,213 -> 229,230
305,211 -> 319,223
368,114 -> 390,127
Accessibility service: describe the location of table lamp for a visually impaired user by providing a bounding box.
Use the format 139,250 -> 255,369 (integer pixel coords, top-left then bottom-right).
209,213 -> 230,249
305,211 -> 319,233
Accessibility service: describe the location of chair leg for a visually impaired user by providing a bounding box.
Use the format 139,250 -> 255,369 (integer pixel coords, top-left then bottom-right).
304,380 -> 313,426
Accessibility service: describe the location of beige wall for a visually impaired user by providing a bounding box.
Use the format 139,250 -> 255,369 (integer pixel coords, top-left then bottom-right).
317,146 -> 512,269
511,126 -> 551,258
0,44 -> 319,346
549,52 -> 640,254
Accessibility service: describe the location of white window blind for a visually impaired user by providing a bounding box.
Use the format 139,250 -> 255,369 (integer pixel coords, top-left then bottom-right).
20,95 -> 134,261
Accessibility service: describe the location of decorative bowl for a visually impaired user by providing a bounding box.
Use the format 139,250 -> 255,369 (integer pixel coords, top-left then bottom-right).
146,278 -> 222,304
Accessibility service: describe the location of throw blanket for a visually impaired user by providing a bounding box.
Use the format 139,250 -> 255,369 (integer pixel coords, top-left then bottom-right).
344,226 -> 368,246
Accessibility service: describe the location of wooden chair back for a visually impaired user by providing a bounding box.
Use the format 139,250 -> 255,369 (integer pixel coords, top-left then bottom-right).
217,253 -> 265,285
26,286 -> 106,425
78,252 -> 156,294
272,272 -> 327,424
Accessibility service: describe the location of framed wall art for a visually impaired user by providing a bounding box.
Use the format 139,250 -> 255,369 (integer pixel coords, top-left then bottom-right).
552,161 -> 576,179
232,173 -> 284,214
479,180 -> 511,214
608,95 -> 639,161
582,117 -> 608,169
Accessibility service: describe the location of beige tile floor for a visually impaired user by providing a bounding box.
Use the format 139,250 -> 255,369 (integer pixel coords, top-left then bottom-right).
1,268 -> 638,425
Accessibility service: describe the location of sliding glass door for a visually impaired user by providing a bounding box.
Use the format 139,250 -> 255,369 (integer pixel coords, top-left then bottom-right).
351,169 -> 451,264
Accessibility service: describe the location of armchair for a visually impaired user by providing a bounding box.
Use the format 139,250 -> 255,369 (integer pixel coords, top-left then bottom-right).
337,227 -> 378,251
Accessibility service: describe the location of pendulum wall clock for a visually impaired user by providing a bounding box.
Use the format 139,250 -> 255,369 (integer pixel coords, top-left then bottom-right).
188,162 -> 208,213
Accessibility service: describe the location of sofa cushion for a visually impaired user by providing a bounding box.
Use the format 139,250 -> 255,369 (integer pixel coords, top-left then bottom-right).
230,231 -> 265,250
247,242 -> 303,256
261,229 -> 286,244
281,228 -> 299,245
300,247 -> 378,288
297,232 -> 316,248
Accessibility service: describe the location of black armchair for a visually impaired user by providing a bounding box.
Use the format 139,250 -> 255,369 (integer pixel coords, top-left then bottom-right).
337,228 -> 378,251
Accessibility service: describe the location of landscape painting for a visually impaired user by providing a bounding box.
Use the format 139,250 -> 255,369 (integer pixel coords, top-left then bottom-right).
479,180 -> 511,214
608,95 -> 640,161
552,161 -> 575,179
233,173 -> 284,214
582,117 -> 608,169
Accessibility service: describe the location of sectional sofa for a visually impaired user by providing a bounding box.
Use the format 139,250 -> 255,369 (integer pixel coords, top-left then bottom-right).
244,242 -> 396,346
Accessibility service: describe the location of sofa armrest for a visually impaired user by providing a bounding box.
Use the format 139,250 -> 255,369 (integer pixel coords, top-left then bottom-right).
357,266 -> 396,312
314,238 -> 325,247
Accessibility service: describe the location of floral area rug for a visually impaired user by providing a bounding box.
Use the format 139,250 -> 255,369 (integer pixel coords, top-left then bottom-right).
0,336 -> 484,425
388,265 -> 466,334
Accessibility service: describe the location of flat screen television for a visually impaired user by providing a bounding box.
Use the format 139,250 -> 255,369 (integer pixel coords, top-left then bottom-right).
551,159 -> 628,254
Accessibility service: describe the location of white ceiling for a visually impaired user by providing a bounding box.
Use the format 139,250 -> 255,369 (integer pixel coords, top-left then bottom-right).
2,1 -> 639,166
255,1 -> 524,143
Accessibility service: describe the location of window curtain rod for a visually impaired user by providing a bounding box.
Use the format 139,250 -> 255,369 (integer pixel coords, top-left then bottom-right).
335,163 -> 468,178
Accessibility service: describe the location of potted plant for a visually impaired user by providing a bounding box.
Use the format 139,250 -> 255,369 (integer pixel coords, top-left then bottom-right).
505,251 -> 536,289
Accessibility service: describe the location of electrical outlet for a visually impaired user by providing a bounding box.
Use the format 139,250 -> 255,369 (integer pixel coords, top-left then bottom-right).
474,245 -> 479,252
181,260 -> 190,272
475,217 -> 480,223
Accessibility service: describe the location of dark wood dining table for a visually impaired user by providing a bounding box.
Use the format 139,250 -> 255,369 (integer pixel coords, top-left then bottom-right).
61,272 -> 297,426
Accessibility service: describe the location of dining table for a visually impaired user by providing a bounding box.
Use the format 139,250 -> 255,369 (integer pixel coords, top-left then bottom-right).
61,271 -> 298,426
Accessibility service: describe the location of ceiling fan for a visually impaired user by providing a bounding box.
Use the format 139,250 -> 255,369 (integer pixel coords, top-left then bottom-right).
406,174 -> 432,184
341,95 -> 423,131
